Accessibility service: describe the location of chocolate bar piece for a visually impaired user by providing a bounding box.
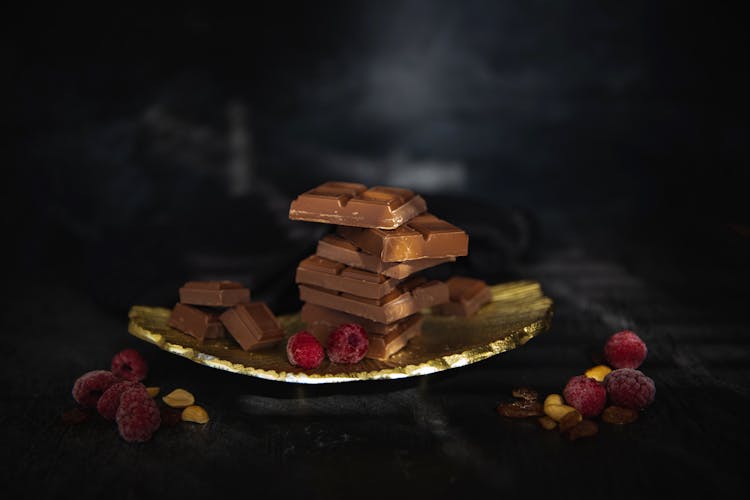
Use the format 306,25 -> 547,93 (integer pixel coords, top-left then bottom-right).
168,303 -> 226,342
316,234 -> 454,279
337,213 -> 469,262
367,315 -> 423,360
219,302 -> 284,351
436,276 -> 493,316
301,303 -> 421,335
288,181 -> 427,229
298,277 -> 449,324
296,255 -> 402,299
178,281 -> 250,307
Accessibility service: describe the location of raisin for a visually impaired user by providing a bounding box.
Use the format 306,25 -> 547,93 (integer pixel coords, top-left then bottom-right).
497,400 -> 544,418
511,387 -> 539,401
566,419 -> 599,440
602,405 -> 639,425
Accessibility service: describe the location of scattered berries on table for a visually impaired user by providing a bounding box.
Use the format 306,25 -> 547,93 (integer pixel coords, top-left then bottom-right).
72,370 -> 120,408
116,387 -> 161,442
563,375 -> 607,417
286,331 -> 325,369
604,368 -> 656,409
111,348 -> 149,381
326,323 -> 369,364
604,330 -> 647,369
97,381 -> 146,420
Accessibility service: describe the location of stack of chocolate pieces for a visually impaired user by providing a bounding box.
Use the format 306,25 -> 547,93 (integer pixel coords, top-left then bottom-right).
167,281 -> 284,351
289,182 -> 470,360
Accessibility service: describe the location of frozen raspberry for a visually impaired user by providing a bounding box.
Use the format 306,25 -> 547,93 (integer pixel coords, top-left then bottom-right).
116,387 -> 161,442
563,375 -> 607,417
327,323 -> 368,364
604,330 -> 647,369
604,368 -> 655,409
96,381 -> 147,420
111,348 -> 149,381
287,331 -> 325,369
72,370 -> 119,408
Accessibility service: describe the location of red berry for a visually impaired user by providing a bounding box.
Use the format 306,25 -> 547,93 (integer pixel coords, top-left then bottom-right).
563,375 -> 607,417
72,370 -> 120,408
604,368 -> 656,409
111,348 -> 149,381
327,323 -> 368,364
604,330 -> 647,369
96,381 -> 147,420
116,387 -> 161,443
287,331 -> 325,369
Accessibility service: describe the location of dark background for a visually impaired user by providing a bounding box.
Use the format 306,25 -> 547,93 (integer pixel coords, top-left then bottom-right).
4,1 -> 749,498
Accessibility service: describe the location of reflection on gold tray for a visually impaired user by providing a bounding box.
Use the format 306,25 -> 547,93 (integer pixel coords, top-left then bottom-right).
127,280 -> 553,384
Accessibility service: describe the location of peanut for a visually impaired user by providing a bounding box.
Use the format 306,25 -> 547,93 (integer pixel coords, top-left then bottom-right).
544,403 -> 578,422
181,405 -> 209,424
146,387 -> 160,398
584,365 -> 612,382
162,388 -> 195,408
538,416 -> 557,430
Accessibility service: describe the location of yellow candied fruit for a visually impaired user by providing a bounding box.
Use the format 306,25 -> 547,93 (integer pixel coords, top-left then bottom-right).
544,394 -> 563,408
545,404 -> 578,422
584,365 -> 612,382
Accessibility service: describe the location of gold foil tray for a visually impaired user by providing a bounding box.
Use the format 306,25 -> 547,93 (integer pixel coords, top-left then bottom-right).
127,280 -> 553,384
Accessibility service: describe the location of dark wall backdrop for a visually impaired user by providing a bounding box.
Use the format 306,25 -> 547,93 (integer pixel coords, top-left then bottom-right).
7,1 -> 748,310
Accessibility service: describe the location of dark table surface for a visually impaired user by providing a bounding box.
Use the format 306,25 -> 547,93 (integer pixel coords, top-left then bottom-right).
2,201 -> 748,499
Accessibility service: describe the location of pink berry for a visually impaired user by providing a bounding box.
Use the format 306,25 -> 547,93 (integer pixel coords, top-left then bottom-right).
326,323 -> 368,364
96,381 -> 147,420
72,370 -> 120,408
604,368 -> 655,409
286,331 -> 325,369
604,330 -> 647,369
116,387 -> 161,443
563,375 -> 607,417
111,348 -> 149,381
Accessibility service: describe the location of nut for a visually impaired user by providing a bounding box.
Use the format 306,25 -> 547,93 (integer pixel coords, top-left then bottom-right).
538,416 -> 557,430
566,419 -> 599,440
558,409 -> 583,432
162,388 -> 195,408
602,405 -> 639,424
543,394 -> 563,408
544,403 -> 578,422
584,365 -> 612,382
146,387 -> 160,398
497,400 -> 544,418
181,405 -> 209,424
511,387 -> 538,401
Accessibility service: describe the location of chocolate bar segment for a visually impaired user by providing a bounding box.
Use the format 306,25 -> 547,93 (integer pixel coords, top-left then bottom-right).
179,281 -> 250,307
367,315 -> 423,360
316,234 -> 454,279
288,181 -> 427,229
295,255 -> 403,299
436,276 -> 493,316
219,302 -> 284,351
337,213 -> 468,262
298,277 -> 449,324
168,303 -> 226,342
301,303 -> 421,335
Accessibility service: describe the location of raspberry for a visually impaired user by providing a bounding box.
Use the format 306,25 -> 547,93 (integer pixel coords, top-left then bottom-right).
96,381 -> 147,420
286,331 -> 325,369
604,368 -> 656,409
72,370 -> 119,408
111,348 -> 149,381
604,330 -> 647,369
563,375 -> 607,417
116,387 -> 161,442
326,323 -> 368,364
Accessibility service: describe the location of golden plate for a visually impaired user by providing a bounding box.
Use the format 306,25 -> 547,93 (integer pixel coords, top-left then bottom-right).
127,280 -> 553,384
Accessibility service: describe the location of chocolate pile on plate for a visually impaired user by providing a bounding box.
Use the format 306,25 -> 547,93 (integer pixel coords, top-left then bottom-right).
289,181 -> 491,360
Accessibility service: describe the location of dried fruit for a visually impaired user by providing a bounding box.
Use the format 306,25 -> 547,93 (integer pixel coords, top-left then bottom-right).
604,368 -> 656,409
544,403 -> 578,422
72,370 -> 120,408
286,331 -> 325,369
566,419 -> 599,441
497,400 -> 544,418
602,405 -> 639,424
327,323 -> 369,364
162,388 -> 195,408
584,365 -> 612,382
604,330 -> 647,369
146,387 -> 160,398
116,387 -> 161,442
538,416 -> 557,430
61,408 -> 91,425
512,387 -> 538,401
563,375 -> 607,417
544,394 -> 563,408
558,410 -> 583,433
111,348 -> 149,382
182,405 -> 210,424
97,381 -> 146,420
